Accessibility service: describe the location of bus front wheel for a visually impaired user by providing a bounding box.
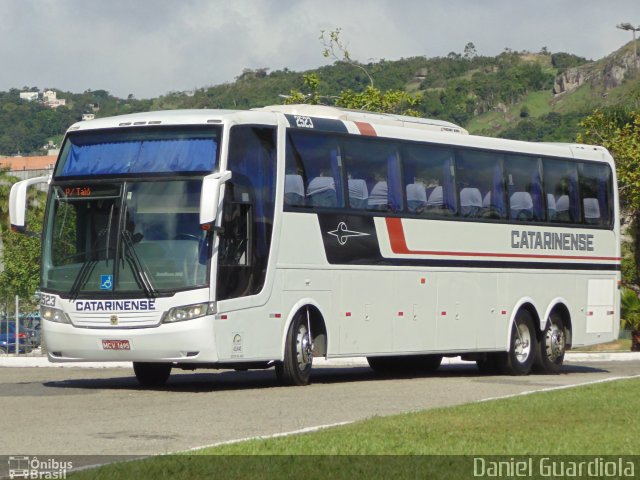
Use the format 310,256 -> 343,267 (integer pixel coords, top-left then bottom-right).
535,313 -> 566,374
133,362 -> 172,387
502,310 -> 537,376
275,314 -> 313,386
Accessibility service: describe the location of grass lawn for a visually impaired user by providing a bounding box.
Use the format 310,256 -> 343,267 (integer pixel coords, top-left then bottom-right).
71,378 -> 640,479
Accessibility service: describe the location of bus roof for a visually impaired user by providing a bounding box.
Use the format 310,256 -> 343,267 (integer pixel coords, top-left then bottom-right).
64,106 -> 611,165
66,109 -> 248,132
254,104 -> 469,134
66,105 -> 468,135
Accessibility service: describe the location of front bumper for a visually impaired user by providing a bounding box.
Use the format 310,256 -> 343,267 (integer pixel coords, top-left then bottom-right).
44,315 -> 219,363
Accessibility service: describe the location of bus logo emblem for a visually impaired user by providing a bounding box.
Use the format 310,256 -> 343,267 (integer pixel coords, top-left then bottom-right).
328,222 -> 369,246
110,315 -> 118,325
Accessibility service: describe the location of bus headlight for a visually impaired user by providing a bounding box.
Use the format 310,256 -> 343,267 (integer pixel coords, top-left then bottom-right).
161,302 -> 215,323
40,306 -> 71,324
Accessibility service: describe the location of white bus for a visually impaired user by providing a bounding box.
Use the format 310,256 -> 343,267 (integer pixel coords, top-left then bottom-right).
9,105 -> 620,386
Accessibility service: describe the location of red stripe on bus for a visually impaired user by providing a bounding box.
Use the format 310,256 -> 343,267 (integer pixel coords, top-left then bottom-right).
354,121 -> 377,136
385,217 -> 621,262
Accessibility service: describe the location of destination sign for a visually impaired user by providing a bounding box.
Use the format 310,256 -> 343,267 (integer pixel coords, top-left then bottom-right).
64,186 -> 92,197
58,184 -> 121,199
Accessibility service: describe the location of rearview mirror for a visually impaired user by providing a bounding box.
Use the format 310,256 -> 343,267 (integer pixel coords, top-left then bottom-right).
9,175 -> 50,233
199,170 -> 232,226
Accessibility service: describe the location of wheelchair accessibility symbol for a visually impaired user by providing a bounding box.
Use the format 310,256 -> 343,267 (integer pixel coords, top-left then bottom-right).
100,275 -> 114,291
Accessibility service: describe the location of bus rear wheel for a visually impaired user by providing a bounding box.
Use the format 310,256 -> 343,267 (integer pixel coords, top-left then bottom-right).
275,314 -> 313,386
535,313 -> 566,374
502,310 -> 537,376
133,362 -> 172,387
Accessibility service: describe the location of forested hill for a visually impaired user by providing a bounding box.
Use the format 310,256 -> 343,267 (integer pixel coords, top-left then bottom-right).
1,41 -> 639,157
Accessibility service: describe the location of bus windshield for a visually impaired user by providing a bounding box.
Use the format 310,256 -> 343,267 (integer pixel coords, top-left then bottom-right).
55,127 -> 220,177
42,179 -> 210,296
41,126 -> 221,296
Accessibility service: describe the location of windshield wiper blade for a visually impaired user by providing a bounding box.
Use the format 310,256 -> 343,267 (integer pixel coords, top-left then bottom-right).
121,231 -> 157,298
69,258 -> 98,301
69,204 -> 114,300
69,227 -> 111,300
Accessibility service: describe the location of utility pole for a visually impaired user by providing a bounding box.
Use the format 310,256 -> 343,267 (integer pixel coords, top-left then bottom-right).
14,295 -> 19,355
617,22 -> 640,70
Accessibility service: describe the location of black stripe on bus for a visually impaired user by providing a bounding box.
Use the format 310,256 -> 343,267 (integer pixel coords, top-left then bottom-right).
345,257 -> 620,271
284,114 -> 349,133
315,214 -> 620,272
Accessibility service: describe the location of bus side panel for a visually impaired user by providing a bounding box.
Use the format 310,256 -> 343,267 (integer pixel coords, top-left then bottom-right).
571,274 -> 619,347
337,270 -> 393,355
392,271 -> 437,353
436,272 -> 498,351
585,278 -> 617,333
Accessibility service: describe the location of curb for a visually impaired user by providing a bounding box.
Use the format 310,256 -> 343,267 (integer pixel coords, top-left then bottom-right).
1,352 -> 639,368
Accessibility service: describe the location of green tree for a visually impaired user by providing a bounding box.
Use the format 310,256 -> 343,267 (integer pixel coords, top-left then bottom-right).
577,108 -> 640,284
287,28 -> 422,116
463,42 -> 477,60
284,73 -> 322,105
320,28 -> 374,87
0,167 -> 16,228
0,225 -> 41,309
335,86 -> 421,116
0,170 -> 44,312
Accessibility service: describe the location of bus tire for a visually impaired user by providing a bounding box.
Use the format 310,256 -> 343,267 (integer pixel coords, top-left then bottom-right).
275,314 -> 313,386
133,362 -> 172,387
502,310 -> 537,376
535,313 -> 566,374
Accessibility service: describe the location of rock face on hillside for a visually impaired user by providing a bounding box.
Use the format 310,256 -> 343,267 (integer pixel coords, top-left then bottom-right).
553,45 -> 638,95
602,49 -> 637,90
552,67 -> 592,94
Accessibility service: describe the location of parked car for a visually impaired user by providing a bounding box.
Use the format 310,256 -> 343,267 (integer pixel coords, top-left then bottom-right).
0,321 -> 33,354
19,316 -> 41,348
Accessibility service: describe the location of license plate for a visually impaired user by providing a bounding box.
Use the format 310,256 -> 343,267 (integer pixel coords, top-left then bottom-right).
102,339 -> 131,350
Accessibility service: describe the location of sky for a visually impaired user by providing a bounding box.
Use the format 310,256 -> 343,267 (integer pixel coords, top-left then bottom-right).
0,0 -> 638,99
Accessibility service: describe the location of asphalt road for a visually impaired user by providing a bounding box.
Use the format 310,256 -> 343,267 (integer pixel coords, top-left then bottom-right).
1,359 -> 639,473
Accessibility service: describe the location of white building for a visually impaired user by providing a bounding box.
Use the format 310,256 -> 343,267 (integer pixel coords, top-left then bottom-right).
19,91 -> 39,101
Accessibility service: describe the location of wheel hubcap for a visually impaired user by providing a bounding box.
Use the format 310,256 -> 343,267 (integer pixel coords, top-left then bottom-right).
514,323 -> 531,363
545,324 -> 565,362
295,325 -> 312,371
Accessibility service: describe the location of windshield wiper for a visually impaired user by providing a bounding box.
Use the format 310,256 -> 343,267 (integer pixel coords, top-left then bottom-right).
69,228 -> 111,300
69,258 -> 97,300
121,230 -> 157,298
68,204 -> 116,300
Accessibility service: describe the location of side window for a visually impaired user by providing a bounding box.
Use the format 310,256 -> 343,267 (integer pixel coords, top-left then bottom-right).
217,126 -> 276,300
402,144 -> 456,216
343,137 -> 403,212
504,155 -> 544,222
456,150 -> 506,219
285,131 -> 344,209
543,159 -> 580,224
579,162 -> 613,227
